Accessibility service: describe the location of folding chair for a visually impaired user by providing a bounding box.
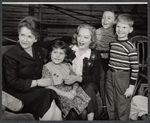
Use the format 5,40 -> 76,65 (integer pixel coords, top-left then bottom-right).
130,35 -> 148,97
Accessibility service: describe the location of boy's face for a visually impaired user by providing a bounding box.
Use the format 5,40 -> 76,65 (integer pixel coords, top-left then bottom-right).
116,22 -> 133,40
101,11 -> 116,29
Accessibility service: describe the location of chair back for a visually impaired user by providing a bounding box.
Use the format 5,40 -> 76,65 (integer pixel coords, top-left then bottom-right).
130,35 -> 148,71
130,36 -> 148,97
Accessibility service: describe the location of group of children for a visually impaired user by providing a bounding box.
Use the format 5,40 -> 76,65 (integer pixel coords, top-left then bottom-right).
39,10 -> 139,121
96,10 -> 139,120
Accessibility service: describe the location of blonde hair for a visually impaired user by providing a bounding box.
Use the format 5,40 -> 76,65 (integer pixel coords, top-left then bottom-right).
72,24 -> 97,49
117,14 -> 134,27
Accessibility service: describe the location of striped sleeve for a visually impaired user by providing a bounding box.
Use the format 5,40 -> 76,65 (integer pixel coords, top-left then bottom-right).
128,45 -> 139,85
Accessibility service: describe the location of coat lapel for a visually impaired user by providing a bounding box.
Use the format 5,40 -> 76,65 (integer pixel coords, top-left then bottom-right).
14,43 -> 36,61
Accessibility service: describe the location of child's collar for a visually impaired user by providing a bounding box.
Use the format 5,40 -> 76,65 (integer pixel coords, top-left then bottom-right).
117,39 -> 128,42
103,27 -> 114,32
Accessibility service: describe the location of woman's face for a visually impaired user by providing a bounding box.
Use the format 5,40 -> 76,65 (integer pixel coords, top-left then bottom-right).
18,26 -> 37,50
77,28 -> 92,50
51,48 -> 66,64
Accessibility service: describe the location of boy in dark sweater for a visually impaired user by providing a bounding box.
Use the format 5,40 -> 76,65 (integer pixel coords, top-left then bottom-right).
105,14 -> 139,120
95,10 -> 117,107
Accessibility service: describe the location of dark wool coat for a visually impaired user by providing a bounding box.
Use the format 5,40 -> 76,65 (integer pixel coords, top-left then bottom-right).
68,47 -> 102,88
3,43 -> 44,95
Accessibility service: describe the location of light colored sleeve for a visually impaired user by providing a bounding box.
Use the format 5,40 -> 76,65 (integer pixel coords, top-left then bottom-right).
42,65 -> 54,85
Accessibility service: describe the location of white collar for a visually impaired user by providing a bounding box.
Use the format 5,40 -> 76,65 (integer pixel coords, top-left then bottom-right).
72,45 -> 91,59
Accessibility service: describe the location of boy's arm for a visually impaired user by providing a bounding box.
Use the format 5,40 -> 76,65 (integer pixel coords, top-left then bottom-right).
125,47 -> 139,97
129,47 -> 139,85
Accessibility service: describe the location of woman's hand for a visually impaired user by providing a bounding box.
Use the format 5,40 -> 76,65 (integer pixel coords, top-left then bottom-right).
64,75 -> 82,85
124,85 -> 135,98
37,78 -> 52,87
64,92 -> 75,100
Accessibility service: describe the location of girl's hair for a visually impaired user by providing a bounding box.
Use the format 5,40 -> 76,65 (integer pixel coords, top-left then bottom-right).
44,40 -> 70,64
17,16 -> 40,39
72,24 -> 97,49
117,14 -> 134,27
51,40 -> 69,54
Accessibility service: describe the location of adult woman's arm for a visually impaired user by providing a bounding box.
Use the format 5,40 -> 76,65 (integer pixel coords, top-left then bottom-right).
64,50 -> 102,85
3,54 -> 33,92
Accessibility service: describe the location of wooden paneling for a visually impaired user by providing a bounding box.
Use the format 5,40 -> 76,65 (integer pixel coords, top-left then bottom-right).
2,4 -> 147,43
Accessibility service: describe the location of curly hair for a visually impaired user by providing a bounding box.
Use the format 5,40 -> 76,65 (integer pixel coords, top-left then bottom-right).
45,40 -> 71,64
17,16 -> 40,39
72,24 -> 97,49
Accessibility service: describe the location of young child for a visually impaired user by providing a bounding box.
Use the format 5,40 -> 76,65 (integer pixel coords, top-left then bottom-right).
105,14 -> 139,120
95,10 -> 117,106
96,9 -> 117,53
42,40 -> 91,118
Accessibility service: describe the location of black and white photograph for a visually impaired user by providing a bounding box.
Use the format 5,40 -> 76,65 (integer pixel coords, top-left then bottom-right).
2,2 -> 148,121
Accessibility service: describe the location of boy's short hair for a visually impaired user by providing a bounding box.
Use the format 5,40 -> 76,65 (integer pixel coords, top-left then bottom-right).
103,9 -> 118,20
117,14 -> 134,27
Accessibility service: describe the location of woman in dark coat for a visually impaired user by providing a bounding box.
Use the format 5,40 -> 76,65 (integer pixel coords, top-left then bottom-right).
64,24 -> 102,120
3,16 -> 62,121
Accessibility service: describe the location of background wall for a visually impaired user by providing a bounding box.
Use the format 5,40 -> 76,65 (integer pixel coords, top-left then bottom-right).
2,3 -> 147,44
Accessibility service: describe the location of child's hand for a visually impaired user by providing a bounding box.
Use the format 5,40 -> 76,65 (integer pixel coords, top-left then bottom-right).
64,92 -> 75,100
64,75 -> 77,85
37,78 -> 52,87
64,75 -> 82,85
70,90 -> 77,96
124,85 -> 135,98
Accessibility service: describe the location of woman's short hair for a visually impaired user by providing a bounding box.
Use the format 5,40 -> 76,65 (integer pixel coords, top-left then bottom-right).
17,16 -> 40,39
72,24 -> 97,49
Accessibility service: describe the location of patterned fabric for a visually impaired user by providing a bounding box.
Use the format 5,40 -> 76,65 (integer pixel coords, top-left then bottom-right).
54,84 -> 91,118
108,39 -> 139,85
42,62 -> 91,118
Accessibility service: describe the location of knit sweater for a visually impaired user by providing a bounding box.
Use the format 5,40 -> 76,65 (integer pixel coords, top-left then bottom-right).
96,27 -> 116,52
108,39 -> 139,85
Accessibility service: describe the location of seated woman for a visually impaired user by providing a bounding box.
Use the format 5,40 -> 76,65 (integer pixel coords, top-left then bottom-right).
64,24 -> 102,120
3,16 -> 62,121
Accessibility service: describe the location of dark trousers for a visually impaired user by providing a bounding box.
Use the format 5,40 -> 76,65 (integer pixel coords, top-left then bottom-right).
105,68 -> 131,120
100,58 -> 109,106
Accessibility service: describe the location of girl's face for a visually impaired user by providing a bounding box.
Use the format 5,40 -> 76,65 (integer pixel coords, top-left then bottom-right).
77,28 -> 92,50
102,11 -> 116,29
18,26 -> 37,50
51,48 -> 66,64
